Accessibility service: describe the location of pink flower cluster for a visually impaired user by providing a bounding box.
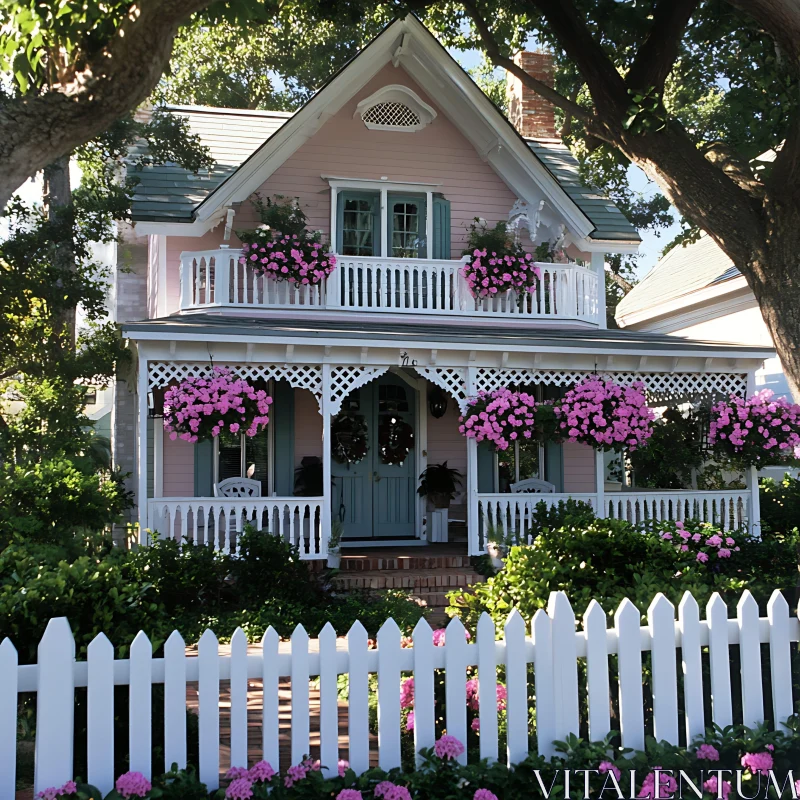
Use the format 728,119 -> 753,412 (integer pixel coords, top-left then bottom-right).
660,521 -> 741,564
741,750 -> 774,776
704,776 -> 732,800
709,389 -> 800,467
240,231 -> 336,286
554,378 -> 654,452
599,761 -> 622,780
696,743 -> 720,761
164,366 -> 273,443
375,781 -> 412,800
637,766 -> 677,799
465,678 -> 507,712
473,790 -> 499,800
434,734 -> 465,760
115,772 -> 152,799
283,758 -> 321,788
459,387 -> 539,451
462,248 -> 541,298
36,782 -> 77,800
223,760 -> 277,798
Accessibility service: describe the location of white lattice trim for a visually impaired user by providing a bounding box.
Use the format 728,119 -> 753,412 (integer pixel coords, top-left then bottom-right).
473,368 -> 746,403
328,366 -> 389,415
417,367 -> 469,412
148,362 -> 323,400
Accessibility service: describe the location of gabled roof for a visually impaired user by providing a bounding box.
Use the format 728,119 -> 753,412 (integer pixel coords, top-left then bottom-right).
130,15 -> 639,249
615,233 -> 744,327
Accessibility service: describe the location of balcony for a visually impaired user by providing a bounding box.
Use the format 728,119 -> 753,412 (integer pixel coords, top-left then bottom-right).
178,249 -> 600,324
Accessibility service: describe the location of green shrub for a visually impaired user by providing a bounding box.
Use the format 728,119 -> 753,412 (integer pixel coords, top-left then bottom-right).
0,457 -> 132,547
760,472 -> 800,534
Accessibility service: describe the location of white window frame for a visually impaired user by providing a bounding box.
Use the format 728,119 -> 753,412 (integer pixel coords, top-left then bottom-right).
325,177 -> 441,259
213,379 -> 276,496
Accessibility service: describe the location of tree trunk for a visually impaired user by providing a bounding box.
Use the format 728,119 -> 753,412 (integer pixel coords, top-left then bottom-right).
43,154 -> 76,349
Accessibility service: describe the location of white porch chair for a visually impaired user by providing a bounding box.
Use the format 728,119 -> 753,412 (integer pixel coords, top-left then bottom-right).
509,477 -> 556,493
213,477 -> 262,540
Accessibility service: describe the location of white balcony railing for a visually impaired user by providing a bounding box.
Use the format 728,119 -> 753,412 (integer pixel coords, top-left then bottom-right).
147,497 -> 324,559
178,249 -> 600,323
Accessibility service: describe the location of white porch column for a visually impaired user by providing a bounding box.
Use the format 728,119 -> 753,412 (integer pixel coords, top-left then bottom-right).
745,371 -> 762,537
595,449 -> 606,519
153,417 -> 164,498
466,367 -> 480,555
320,365 -> 332,556
137,355 -> 149,544
591,252 -> 607,328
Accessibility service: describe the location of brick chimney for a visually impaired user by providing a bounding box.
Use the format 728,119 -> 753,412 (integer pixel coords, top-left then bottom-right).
506,51 -> 558,140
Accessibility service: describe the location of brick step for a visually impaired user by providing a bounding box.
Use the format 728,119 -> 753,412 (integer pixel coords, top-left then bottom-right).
337,553 -> 473,571
333,567 -> 483,592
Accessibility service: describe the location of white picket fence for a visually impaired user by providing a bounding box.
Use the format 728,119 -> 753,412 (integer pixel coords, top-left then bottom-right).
4,590 -> 798,797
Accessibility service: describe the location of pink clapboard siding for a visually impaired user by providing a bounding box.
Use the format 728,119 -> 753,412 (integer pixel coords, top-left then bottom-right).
294,389 -> 322,466
562,441 -> 596,493
426,402 -> 467,510
236,63 -> 519,256
162,435 -> 195,497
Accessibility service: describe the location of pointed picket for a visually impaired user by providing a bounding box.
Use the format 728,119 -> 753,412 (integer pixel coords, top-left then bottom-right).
129,631 -> 153,777
290,624 -> 310,766
736,591 -> 764,729
412,617 -> 435,767
583,600 -> 610,742
615,599 -> 645,750
648,594 -> 679,744
164,631 -> 187,771
547,592 -> 579,739
229,628 -> 249,770
678,592 -> 705,743
769,591 -> 793,731
706,594 -> 733,728
261,627 -> 280,768
35,618 -> 75,794
198,629 -> 221,790
504,609 -> 529,765
476,613 -> 498,763
87,633 -> 115,794
347,621 -> 370,774
0,639 -> 18,799
377,618 -> 403,770
444,616 -> 469,764
532,609 -> 556,758
319,623 -> 339,776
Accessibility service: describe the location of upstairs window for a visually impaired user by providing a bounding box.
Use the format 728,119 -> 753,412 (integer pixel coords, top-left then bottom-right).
355,85 -> 437,133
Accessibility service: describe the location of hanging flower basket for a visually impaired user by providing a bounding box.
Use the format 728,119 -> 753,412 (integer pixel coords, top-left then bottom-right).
461,248 -> 541,299
163,367 -> 273,444
458,387 -> 541,451
239,228 -> 336,286
553,378 -> 654,453
709,389 -> 800,468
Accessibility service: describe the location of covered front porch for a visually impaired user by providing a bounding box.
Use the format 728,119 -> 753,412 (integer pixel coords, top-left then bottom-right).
127,317 -> 771,558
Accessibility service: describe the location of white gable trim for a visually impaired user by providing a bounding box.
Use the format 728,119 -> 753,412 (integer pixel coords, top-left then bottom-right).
190,16 -> 598,244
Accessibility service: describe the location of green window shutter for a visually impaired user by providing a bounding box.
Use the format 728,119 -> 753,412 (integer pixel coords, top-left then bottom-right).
194,439 -> 214,497
272,380 -> 295,496
477,441 -> 495,492
543,385 -> 564,492
432,195 -> 451,260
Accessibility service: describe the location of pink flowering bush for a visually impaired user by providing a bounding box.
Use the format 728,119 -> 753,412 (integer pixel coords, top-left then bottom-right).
462,248 -> 541,300
709,389 -> 800,468
554,378 -> 655,452
163,366 -> 273,443
657,520 -> 743,566
36,782 -> 77,799
458,388 -> 541,451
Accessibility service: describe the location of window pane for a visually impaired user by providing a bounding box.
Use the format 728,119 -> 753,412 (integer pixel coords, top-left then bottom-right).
218,430 -> 270,496
218,430 -> 242,483
341,197 -> 376,256
391,201 -> 422,258
246,432 -> 270,496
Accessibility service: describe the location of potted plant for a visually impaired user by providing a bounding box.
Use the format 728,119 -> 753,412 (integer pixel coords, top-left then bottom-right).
417,462 -> 463,509
327,519 -> 344,569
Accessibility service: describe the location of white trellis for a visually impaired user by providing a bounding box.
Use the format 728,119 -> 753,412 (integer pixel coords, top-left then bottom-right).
328,366 -> 389,414
3,589 -> 797,796
416,367 -> 469,412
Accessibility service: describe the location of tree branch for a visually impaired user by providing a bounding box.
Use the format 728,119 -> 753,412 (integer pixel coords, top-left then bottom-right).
608,270 -> 634,294
0,0 -> 217,208
702,141 -> 765,199
460,0 -> 591,123
626,0 -> 701,93
726,0 -> 800,67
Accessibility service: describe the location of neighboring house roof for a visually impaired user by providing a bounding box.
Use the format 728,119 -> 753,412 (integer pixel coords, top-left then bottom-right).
130,16 -> 639,249
615,233 -> 744,327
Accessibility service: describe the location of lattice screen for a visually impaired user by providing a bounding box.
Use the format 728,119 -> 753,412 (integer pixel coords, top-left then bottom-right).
147,362 -> 323,401
417,367 -> 470,412
328,366 -> 388,414
362,102 -> 421,128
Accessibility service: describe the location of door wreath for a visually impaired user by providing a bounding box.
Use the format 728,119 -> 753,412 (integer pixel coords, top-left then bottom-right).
378,415 -> 414,465
331,412 -> 369,464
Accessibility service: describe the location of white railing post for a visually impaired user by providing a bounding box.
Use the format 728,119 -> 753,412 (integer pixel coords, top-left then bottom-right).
179,255 -> 193,311
214,251 -> 231,306
137,356 -> 149,542
35,618 -> 75,794
466,367 -> 480,554
321,365 -> 332,557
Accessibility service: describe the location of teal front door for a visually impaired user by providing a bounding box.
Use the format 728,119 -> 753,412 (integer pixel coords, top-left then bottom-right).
332,373 -> 417,540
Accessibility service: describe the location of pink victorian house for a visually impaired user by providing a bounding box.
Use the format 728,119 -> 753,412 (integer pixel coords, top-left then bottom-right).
114,16 -> 770,558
